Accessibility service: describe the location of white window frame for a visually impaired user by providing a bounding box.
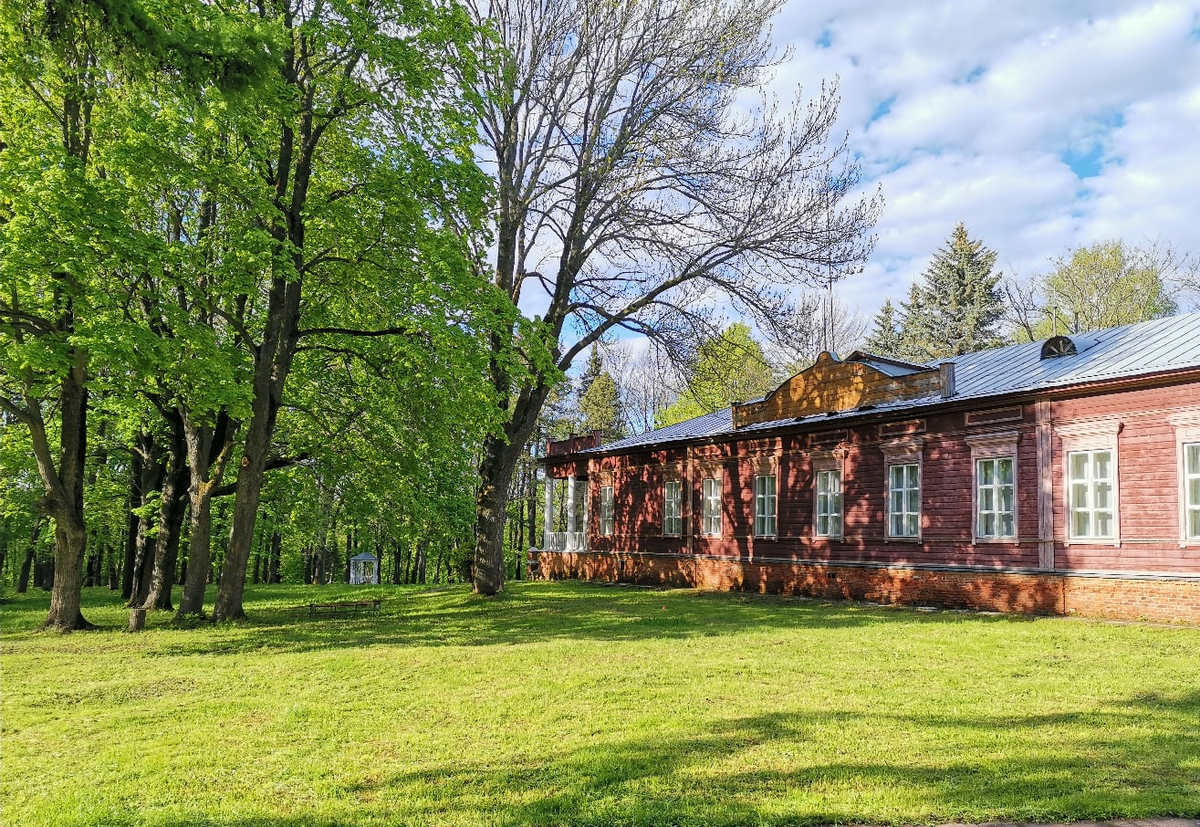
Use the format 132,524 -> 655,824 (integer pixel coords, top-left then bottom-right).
1173,417 -> 1200,545
967,431 -> 1019,543
663,479 -> 682,537
1184,442 -> 1200,543
599,485 -> 614,536
811,448 -> 846,540
1058,419 -> 1121,545
701,476 -> 722,536
881,437 -> 923,541
754,474 -> 777,538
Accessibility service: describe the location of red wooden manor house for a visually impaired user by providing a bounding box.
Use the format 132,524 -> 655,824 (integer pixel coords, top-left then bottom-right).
531,312 -> 1200,623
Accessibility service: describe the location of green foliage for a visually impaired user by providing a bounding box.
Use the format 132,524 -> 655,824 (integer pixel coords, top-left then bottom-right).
577,346 -> 625,441
900,223 -> 1007,360
863,298 -> 905,356
1036,240 -> 1179,335
2,582 -> 1199,825
658,323 -> 776,426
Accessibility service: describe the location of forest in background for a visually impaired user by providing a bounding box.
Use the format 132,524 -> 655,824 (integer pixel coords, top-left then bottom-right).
2,0 -> 1198,626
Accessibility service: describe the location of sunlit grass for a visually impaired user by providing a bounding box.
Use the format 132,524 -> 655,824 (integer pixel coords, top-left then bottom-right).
2,581 -> 1198,826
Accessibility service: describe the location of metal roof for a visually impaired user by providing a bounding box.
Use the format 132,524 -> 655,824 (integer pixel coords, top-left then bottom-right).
580,312 -> 1200,455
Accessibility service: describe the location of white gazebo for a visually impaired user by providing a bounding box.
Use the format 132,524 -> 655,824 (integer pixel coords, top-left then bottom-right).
349,551 -> 379,585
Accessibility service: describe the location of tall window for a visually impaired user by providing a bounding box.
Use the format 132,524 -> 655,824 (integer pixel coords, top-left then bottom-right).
888,463 -> 920,538
600,485 -> 614,536
976,457 -> 1015,538
815,469 -> 842,538
1185,443 -> 1200,540
1068,449 -> 1114,539
754,474 -> 777,537
702,477 -> 722,536
663,480 -> 682,536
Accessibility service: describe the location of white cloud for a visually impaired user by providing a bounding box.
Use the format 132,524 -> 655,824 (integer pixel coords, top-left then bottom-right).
769,0 -> 1200,320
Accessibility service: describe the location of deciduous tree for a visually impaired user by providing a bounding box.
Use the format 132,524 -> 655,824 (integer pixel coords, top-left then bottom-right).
463,0 -> 881,594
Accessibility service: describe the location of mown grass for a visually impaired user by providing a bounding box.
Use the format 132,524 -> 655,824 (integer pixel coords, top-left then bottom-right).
1,581 -> 1198,827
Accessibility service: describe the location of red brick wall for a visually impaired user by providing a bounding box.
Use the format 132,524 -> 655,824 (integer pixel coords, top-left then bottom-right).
531,550 -> 1200,624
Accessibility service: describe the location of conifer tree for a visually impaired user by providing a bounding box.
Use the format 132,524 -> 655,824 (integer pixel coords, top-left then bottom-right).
902,223 -> 1006,359
863,299 -> 905,357
579,371 -> 624,442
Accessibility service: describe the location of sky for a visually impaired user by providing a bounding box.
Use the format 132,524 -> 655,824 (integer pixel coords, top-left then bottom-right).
767,0 -> 1200,321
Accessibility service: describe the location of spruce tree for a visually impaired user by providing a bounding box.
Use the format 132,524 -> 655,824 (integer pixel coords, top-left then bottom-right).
863,299 -> 905,357
903,223 -> 1006,359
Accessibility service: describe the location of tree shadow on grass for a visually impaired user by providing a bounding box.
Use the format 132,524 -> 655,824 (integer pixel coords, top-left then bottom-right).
145,693 -> 1200,827
135,581 -> 1034,658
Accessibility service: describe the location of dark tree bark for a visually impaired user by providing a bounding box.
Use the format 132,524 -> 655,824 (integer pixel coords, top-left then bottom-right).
129,432 -> 164,608
176,412 -> 234,618
143,411 -> 189,611
462,0 -> 879,595
17,548 -> 35,594
268,531 -> 282,584
121,447 -> 143,600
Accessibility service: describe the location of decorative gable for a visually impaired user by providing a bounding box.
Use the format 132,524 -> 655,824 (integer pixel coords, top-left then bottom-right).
731,351 -> 948,429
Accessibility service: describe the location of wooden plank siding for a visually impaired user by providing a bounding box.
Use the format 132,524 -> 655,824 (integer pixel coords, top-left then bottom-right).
557,378 -> 1200,578
1050,382 -> 1200,573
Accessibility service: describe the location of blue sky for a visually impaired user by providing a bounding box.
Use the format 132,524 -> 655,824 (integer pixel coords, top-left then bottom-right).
769,0 -> 1200,320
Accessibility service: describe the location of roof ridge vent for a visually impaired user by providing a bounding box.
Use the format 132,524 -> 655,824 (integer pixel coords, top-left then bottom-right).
1040,334 -> 1098,360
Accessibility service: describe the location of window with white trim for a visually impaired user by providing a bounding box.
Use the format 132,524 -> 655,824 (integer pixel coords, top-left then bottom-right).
976,457 -> 1015,539
754,474 -> 777,537
1068,449 -> 1115,539
1184,442 -> 1200,540
967,429 -> 1019,542
888,463 -> 920,538
815,469 -> 842,538
663,480 -> 682,536
701,477 -> 721,536
599,485 -> 614,536
1058,419 -> 1121,544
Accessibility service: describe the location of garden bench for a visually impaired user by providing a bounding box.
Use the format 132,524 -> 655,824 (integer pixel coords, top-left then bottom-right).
306,599 -> 381,618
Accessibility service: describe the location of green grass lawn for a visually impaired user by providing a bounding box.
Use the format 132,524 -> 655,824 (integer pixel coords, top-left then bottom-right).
1,581 -> 1198,827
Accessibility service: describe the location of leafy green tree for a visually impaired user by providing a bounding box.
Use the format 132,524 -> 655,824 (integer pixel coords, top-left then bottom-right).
1039,240 -> 1178,334
200,0 -> 490,621
901,223 -> 1006,360
657,323 -> 776,426
0,0 -> 140,629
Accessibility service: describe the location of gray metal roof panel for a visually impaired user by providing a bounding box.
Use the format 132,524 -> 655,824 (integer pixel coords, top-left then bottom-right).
580,312 -> 1200,455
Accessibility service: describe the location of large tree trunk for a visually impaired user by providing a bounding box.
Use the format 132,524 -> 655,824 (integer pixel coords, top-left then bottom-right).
473,385 -> 549,595
41,356 -> 93,631
177,413 -> 234,618
121,447 -> 143,600
129,432 -> 164,608
212,276 -> 301,621
143,411 -> 189,611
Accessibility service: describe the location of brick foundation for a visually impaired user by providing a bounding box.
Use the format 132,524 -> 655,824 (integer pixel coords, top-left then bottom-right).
530,550 -> 1200,624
